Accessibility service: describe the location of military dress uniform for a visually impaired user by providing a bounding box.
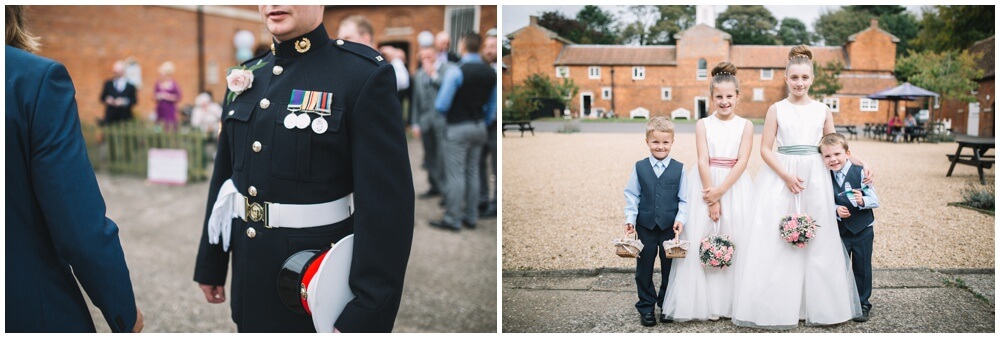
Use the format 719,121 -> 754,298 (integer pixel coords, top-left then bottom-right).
194,24 -> 414,333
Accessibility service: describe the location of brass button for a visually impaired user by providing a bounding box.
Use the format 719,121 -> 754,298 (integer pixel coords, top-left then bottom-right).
273,65 -> 283,75
247,227 -> 256,238
249,186 -> 258,197
260,98 -> 270,109
252,141 -> 262,153
228,110 -> 235,116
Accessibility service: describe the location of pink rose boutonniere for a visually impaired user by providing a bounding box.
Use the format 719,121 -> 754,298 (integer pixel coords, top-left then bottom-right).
225,60 -> 267,104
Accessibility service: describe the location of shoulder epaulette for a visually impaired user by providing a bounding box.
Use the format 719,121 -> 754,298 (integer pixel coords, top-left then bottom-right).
333,39 -> 387,66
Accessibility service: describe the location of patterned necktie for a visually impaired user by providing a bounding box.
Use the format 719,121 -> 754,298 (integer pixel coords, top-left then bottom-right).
654,162 -> 664,178
836,171 -> 846,187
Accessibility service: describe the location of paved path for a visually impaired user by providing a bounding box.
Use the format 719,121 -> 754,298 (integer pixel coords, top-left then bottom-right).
507,119 -> 765,135
85,139 -> 497,332
502,268 -> 994,333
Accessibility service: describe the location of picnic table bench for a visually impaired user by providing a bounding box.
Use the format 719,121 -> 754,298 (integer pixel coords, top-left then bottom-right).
834,125 -> 858,140
502,120 -> 535,137
946,136 -> 995,184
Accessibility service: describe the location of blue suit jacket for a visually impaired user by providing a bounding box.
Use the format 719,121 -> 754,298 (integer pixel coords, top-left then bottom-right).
6,45 -> 137,333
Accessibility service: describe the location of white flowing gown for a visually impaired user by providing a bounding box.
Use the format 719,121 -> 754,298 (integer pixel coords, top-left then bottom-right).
731,99 -> 862,329
662,113 -> 753,321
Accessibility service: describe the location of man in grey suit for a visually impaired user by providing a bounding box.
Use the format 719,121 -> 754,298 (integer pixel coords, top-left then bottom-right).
430,32 -> 496,231
410,46 -> 448,198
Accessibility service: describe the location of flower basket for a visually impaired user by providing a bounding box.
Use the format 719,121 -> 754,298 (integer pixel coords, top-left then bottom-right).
612,234 -> 644,259
663,229 -> 689,259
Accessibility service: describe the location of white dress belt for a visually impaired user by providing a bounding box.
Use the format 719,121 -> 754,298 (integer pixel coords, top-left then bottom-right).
208,178 -> 354,252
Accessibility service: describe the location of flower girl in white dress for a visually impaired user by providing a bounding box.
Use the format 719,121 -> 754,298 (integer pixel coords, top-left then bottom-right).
662,62 -> 754,321
731,45 -> 871,329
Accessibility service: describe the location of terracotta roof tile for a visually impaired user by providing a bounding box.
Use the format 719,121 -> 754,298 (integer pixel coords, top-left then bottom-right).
730,46 -> 846,69
969,36 -> 994,79
554,45 -> 677,66
837,76 -> 899,96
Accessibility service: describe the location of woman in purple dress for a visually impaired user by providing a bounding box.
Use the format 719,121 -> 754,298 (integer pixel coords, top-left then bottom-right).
154,61 -> 181,131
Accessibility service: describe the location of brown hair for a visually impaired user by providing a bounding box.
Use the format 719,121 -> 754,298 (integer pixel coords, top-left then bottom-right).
645,116 -> 674,139
819,133 -> 849,152
5,5 -> 40,53
710,62 -> 739,96
342,15 -> 373,37
786,44 -> 813,72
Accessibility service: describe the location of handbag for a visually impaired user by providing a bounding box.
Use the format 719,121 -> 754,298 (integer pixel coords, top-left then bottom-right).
663,228 -> 689,259
612,233 -> 644,258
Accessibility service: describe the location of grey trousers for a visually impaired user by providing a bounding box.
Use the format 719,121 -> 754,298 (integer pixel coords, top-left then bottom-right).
420,113 -> 447,193
479,121 -> 497,207
442,121 -> 487,225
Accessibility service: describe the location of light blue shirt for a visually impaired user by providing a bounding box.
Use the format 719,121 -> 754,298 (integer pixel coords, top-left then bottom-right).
834,161 -> 879,225
623,156 -> 688,226
434,53 -> 498,125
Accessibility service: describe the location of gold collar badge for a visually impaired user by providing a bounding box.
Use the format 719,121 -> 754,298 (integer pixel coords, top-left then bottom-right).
295,37 -> 311,53
270,42 -> 276,55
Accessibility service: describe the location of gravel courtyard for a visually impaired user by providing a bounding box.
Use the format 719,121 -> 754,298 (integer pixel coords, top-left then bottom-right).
502,132 -> 994,271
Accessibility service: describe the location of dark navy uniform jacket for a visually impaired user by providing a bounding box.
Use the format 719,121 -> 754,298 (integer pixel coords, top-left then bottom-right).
193,24 -> 415,332
6,45 -> 137,333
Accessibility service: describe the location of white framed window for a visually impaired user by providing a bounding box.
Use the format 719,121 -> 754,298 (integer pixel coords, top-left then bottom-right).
632,66 -> 646,80
697,59 -> 707,80
761,68 -> 773,80
555,66 -> 569,78
661,87 -> 672,100
753,88 -> 764,101
589,66 -> 601,79
860,98 -> 879,112
823,97 -> 840,112
601,87 -> 612,100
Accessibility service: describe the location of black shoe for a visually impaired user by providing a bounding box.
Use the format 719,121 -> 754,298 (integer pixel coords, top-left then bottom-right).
640,312 -> 656,327
418,190 -> 441,199
659,314 -> 673,323
429,220 -> 460,232
462,221 -> 477,229
853,308 -> 870,322
479,205 -> 496,218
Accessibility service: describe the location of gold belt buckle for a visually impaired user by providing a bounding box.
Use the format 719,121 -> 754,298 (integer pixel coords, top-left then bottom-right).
244,197 -> 270,228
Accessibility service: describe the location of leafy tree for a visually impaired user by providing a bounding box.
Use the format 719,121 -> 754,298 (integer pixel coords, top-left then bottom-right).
522,74 -> 579,108
811,60 -> 845,100
910,5 -> 995,53
503,85 -> 540,121
538,11 -> 588,43
576,5 -> 619,44
814,6 -> 919,56
619,5 -> 672,45
777,17 -> 813,45
895,50 -> 984,103
654,5 -> 696,45
717,5 -> 778,45
502,37 -> 510,56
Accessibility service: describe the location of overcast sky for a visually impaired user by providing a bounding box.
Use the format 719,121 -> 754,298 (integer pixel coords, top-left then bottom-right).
502,5 -> 927,44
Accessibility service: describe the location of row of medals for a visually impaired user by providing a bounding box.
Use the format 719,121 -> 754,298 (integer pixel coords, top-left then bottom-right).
283,111 -> 329,134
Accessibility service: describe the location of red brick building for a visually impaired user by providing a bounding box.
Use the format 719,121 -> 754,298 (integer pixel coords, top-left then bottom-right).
937,36 -> 995,137
26,5 -> 495,126
504,16 -> 900,125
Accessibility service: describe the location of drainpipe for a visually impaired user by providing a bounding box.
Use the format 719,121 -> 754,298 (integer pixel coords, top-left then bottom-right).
610,66 -> 616,115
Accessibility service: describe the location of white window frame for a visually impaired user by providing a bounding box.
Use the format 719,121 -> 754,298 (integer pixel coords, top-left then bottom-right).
632,66 -> 646,80
753,88 -> 764,102
601,87 -> 612,100
761,68 -> 773,80
823,97 -> 840,112
661,87 -> 672,101
555,66 -> 569,78
860,98 -> 879,112
589,66 -> 601,79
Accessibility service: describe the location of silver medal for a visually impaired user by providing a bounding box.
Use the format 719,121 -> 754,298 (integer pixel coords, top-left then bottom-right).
311,116 -> 328,134
283,113 -> 297,129
295,113 -> 311,129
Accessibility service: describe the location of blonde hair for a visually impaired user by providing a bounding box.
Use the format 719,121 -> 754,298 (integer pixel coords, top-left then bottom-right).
819,133 -> 849,152
786,44 -> 813,72
645,116 -> 674,139
6,5 -> 40,53
710,61 -> 739,96
159,61 -> 176,76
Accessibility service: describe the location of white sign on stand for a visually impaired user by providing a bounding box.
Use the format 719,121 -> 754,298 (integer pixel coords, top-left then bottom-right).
148,149 -> 188,185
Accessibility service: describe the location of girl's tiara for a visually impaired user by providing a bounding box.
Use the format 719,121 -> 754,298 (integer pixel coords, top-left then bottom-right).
788,54 -> 811,60
714,71 -> 733,76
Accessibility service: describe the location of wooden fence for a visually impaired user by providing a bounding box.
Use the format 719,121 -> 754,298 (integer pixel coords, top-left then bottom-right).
83,122 -> 209,182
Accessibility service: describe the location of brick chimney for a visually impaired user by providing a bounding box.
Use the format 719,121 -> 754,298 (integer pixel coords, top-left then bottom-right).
870,18 -> 878,29
530,15 -> 539,26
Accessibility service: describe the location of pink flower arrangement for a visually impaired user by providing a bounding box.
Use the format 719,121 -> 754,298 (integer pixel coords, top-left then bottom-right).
226,69 -> 254,95
700,234 -> 735,269
779,213 -> 820,248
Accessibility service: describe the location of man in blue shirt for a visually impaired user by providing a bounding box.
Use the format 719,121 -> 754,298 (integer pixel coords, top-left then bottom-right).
430,32 -> 497,231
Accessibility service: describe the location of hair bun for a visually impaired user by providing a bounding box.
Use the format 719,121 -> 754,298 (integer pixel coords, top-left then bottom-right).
711,62 -> 738,77
788,45 -> 813,60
